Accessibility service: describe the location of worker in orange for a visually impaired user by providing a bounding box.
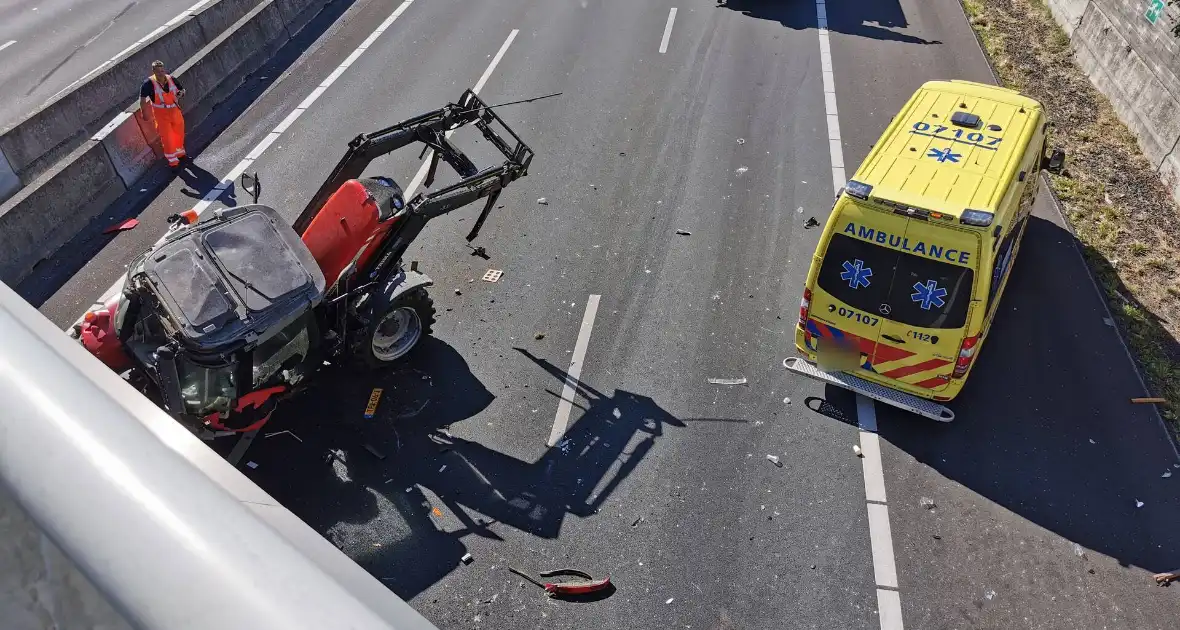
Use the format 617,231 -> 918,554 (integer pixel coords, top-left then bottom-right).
140,60 -> 187,168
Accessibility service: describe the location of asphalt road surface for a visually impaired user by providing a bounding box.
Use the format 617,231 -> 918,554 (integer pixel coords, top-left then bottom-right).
27,0 -> 1180,628
0,0 -> 207,128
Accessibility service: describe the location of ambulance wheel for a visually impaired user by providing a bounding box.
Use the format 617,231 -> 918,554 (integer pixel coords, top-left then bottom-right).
361,288 -> 435,368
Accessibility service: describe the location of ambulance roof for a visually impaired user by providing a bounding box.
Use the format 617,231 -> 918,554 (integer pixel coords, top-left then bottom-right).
851,80 -> 1044,219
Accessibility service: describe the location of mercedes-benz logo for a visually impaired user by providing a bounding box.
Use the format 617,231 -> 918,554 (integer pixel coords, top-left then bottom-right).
879,304 -> 892,315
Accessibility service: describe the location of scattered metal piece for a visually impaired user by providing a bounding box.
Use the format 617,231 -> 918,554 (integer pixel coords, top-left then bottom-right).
783,397 -> 791,405
1136,499 -> 1145,508
920,497 -> 936,510
665,597 -> 674,604
804,217 -> 820,229
246,461 -> 259,469
469,245 -> 489,259
675,229 -> 692,236
1163,470 -> 1173,478
736,138 -> 746,144
1154,569 -> 1180,585
1132,397 -> 1166,404
766,454 -> 783,467
932,534 -> 942,540
631,516 -> 644,527
103,218 -> 139,234
462,553 -> 474,564
1073,543 -> 1086,559
509,567 -> 611,597
707,377 -> 747,385
537,197 -> 549,205
363,443 -> 386,460
483,269 -> 503,282
1102,317 -> 1115,327
264,430 -> 303,443
455,289 -> 462,295
439,465 -> 447,473
735,166 -> 749,175
1089,438 -> 1097,444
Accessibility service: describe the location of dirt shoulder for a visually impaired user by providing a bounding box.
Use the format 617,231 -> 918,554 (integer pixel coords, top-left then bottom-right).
962,0 -> 1180,428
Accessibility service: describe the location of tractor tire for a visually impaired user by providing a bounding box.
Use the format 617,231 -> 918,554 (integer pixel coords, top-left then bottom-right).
358,287 -> 436,369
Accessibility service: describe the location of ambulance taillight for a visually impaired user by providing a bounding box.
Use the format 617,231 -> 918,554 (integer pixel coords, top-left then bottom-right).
952,335 -> 980,378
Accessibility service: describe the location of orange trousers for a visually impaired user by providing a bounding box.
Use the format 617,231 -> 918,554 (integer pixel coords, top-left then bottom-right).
153,107 -> 186,166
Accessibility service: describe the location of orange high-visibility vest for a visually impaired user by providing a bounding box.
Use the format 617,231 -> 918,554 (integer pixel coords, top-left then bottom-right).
148,74 -> 180,109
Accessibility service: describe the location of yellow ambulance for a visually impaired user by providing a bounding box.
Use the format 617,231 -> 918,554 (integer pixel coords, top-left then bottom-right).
785,80 -> 1064,421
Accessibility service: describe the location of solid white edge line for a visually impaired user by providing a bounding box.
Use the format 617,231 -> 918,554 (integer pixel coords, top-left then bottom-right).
69,0 -> 418,329
877,589 -> 905,630
866,503 -> 899,589
405,29 -> 519,198
548,295 -> 602,447
659,8 -> 677,54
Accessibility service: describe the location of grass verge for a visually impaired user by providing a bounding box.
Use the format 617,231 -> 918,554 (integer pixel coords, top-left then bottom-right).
961,0 -> 1180,428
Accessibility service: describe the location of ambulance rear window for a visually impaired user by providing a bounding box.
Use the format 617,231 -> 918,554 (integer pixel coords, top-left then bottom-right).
817,234 -> 974,329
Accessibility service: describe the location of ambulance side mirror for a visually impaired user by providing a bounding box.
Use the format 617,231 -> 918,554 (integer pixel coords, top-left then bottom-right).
1042,148 -> 1066,175
240,172 -> 262,203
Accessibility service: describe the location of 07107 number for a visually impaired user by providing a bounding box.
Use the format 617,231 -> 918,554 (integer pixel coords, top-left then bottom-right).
838,307 -> 879,326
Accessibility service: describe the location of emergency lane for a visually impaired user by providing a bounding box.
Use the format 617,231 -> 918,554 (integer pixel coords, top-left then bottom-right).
0,0 -> 208,128
820,0 -> 1180,626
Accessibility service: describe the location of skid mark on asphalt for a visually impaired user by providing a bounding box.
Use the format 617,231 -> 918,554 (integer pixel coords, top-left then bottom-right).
815,0 -> 904,627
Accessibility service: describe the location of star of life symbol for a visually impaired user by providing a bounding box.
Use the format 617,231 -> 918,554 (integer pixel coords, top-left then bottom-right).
840,259 -> 873,289
927,147 -> 961,163
911,280 -> 948,310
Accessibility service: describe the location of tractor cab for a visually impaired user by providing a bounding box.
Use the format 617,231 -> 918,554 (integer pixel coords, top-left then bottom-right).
117,203 -> 326,428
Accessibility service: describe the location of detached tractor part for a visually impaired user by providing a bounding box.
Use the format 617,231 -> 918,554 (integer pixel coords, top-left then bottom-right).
72,90 -> 534,457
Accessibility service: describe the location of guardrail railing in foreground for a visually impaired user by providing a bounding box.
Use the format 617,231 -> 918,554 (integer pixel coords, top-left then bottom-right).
0,280 -> 439,630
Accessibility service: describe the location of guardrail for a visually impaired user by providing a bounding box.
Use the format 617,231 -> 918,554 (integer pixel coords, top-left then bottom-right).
0,280 -> 439,630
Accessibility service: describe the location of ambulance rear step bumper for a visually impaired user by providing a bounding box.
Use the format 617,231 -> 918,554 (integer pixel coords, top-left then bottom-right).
783,357 -> 955,422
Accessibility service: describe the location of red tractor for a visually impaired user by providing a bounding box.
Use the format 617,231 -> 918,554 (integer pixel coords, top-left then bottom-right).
71,90 -> 533,445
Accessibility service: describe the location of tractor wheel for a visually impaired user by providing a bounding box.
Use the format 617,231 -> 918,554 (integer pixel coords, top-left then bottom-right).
359,287 -> 435,368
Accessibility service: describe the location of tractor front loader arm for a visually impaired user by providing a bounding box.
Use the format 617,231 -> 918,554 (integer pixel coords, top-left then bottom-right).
293,90 -> 534,236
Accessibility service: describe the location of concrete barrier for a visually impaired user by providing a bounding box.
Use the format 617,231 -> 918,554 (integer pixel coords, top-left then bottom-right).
0,0 -> 332,286
0,0 -> 267,199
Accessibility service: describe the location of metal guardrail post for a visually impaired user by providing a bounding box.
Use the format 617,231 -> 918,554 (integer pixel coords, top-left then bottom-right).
0,281 -> 439,630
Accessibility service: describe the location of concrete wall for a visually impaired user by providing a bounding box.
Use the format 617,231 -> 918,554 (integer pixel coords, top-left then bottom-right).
0,0 -> 266,202
1045,0 -> 1180,202
0,485 -> 132,630
0,0 -> 326,286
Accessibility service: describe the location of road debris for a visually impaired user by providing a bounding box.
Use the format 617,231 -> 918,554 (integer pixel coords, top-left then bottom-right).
736,138 -> 746,144
462,553 -> 474,564
509,567 -> 611,598
1154,569 -> 1180,585
1131,397 -> 1167,404
455,289 -> 462,295
246,461 -> 259,469
766,454 -> 783,467
439,464 -> 448,473
468,245 -> 489,259
363,387 -> 384,419
707,377 -> 747,385
735,166 -> 749,175
665,598 -> 675,604
1073,543 -> 1087,559
363,443 -> 386,460
537,197 -> 549,205
804,217 -> 820,229
783,397 -> 791,405
557,438 -> 573,454
1135,499 -> 1145,508
853,444 -> 863,457
675,229 -> 692,236
796,206 -> 804,214
432,507 -> 443,517
1163,470 -> 1173,478
984,590 -> 996,601
1102,317 -> 1115,327
483,269 -> 503,282
920,497 -> 936,510
631,515 -> 645,527
1089,438 -> 1097,444
103,218 -> 139,234
264,430 -> 303,443
534,332 -> 546,340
